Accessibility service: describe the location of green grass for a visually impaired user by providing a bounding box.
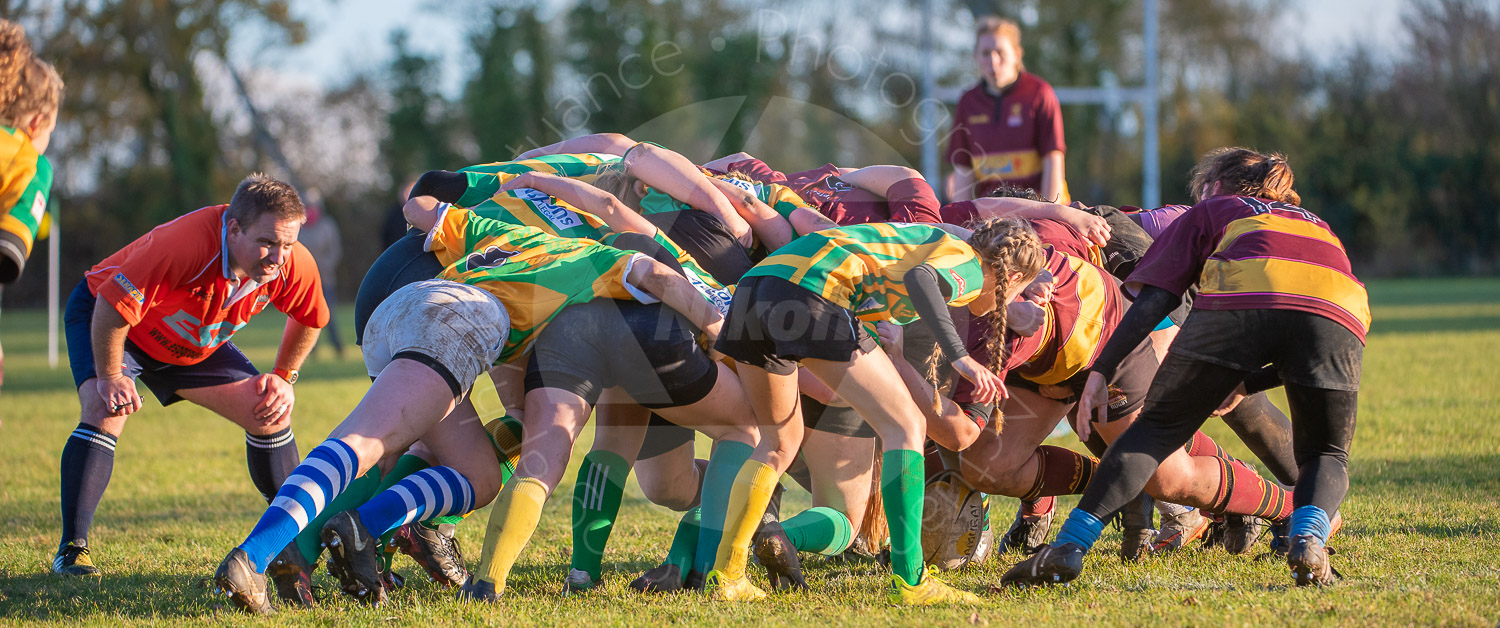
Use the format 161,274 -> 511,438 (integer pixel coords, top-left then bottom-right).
2,278 -> 1498,626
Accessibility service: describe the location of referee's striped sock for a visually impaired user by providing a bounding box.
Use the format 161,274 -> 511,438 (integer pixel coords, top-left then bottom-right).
59,424 -> 118,548
237,438 -> 359,572
245,427 -> 299,503
354,466 -> 476,539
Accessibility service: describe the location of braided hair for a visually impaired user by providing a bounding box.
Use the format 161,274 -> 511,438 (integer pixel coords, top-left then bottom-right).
919,216 -> 1046,419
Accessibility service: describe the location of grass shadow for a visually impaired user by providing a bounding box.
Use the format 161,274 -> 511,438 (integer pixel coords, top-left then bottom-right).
0,570 -> 214,620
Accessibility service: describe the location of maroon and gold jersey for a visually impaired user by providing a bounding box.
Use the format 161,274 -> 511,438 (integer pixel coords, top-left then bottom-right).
944,73 -> 1066,200
718,158 -> 942,225
1127,195 -> 1370,341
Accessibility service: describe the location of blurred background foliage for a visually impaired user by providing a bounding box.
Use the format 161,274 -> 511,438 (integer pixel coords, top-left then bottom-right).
1,0 -> 1495,306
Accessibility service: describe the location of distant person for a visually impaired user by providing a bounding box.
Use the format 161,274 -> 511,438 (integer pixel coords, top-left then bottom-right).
0,20 -> 62,393
53,175 -> 328,577
298,190 -> 344,357
945,17 -> 1068,204
380,179 -> 417,248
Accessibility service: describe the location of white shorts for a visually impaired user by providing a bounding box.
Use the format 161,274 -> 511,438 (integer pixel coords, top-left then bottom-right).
362,279 -> 509,399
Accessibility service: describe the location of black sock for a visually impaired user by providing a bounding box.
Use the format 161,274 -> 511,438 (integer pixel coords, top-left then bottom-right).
60,423 -> 117,550
245,427 -> 299,503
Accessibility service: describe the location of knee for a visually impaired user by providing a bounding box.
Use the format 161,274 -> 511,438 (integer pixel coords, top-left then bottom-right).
639,477 -> 696,512
1144,472 -> 1197,505
761,429 -> 803,473
958,451 -> 1025,496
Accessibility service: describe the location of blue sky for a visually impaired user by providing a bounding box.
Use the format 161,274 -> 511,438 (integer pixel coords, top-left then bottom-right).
237,0 -> 1409,97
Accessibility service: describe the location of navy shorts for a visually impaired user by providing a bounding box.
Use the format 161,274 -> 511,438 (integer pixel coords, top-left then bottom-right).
66,281 -> 258,405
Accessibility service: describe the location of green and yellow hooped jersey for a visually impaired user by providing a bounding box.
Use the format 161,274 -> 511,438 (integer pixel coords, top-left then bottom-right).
425,206 -> 649,363
454,153 -> 621,208
0,126 -> 53,279
463,189 -> 734,316
636,170 -> 812,222
744,222 -> 985,324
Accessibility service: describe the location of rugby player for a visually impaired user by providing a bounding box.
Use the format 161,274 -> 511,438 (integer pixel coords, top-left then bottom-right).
55,175 -> 328,577
1002,148 -> 1367,588
0,21 -> 60,392
704,218 -> 1044,605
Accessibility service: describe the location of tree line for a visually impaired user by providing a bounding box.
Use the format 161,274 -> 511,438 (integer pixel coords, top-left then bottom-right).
2,0 -> 1494,306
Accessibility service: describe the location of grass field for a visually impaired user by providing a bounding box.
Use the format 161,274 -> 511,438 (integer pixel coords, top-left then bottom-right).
2,278 -> 1498,626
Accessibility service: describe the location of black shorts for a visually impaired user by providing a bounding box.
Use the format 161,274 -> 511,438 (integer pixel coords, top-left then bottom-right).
801,394 -> 876,438
65,281 -> 258,405
639,412 -> 696,460
353,231 -> 445,346
525,299 -> 718,408
1169,308 -> 1363,391
1005,336 -> 1157,422
715,276 -> 877,376
643,209 -> 754,286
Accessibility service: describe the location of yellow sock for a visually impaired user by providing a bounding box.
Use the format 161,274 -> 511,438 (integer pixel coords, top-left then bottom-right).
476,477 -> 549,589
712,460 -> 779,580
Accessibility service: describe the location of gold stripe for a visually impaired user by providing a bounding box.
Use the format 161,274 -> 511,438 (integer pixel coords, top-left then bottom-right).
1198,257 -> 1371,330
0,214 -> 33,250
1218,213 -> 1345,253
1030,257 -> 1111,385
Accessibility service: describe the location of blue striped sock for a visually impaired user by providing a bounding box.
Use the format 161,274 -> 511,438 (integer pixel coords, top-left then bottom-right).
237,439 -> 359,572
1052,509 -> 1105,551
354,466 -> 476,539
1288,505 -> 1331,543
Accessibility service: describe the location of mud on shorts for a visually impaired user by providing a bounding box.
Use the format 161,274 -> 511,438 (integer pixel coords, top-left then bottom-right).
525,299 -> 719,409
361,279 -> 509,400
714,276 -> 877,376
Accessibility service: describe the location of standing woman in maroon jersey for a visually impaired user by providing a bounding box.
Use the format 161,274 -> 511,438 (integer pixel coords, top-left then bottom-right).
945,17 -> 1069,204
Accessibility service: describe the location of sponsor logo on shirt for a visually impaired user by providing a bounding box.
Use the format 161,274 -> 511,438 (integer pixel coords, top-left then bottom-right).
113,273 -> 145,305
28,194 -> 45,224
161,308 -> 247,349
855,296 -> 881,314
1007,103 -> 1024,127
683,268 -> 734,317
465,245 -> 519,270
967,114 -> 990,125
721,177 -> 758,195
949,269 -> 967,295
514,187 -> 583,231
825,176 -> 854,193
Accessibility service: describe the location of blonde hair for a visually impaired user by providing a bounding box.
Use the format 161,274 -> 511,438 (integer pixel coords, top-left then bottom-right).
920,217 -> 1046,417
590,164 -> 646,210
974,16 -> 1025,70
0,21 -> 61,129
1189,147 -> 1300,206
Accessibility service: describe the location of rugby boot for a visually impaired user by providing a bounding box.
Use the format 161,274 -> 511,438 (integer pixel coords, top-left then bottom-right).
391,522 -> 468,587
1118,494 -> 1156,562
704,569 -> 767,601
565,568 -> 598,594
1287,534 -> 1340,586
213,547 -> 275,615
997,542 -> 1086,588
266,543 -> 317,608
457,576 -> 503,603
629,563 -> 684,594
889,565 -> 981,605
51,540 -> 101,578
1000,500 -> 1054,554
1152,507 -> 1211,553
1215,514 -> 1266,555
1269,511 -> 1343,559
684,568 -> 707,592
321,510 -> 387,606
752,513 -> 807,591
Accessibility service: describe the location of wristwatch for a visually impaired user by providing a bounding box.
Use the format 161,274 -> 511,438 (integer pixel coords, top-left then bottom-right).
273,367 -> 299,385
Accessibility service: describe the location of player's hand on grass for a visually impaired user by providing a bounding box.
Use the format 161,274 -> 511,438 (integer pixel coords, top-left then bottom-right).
97,372 -> 142,416
254,373 -> 295,424
1065,209 -> 1112,246
952,355 -> 1006,403
1211,383 -> 1249,417
1075,371 -> 1109,440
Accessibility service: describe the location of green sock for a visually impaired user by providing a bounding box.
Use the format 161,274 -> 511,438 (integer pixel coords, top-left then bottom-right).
663,506 -> 701,578
570,450 -> 630,581
295,467 -> 382,564
374,454 -> 433,546
691,440 -> 754,574
421,415 -> 524,531
782,507 -> 854,556
883,449 -> 925,586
